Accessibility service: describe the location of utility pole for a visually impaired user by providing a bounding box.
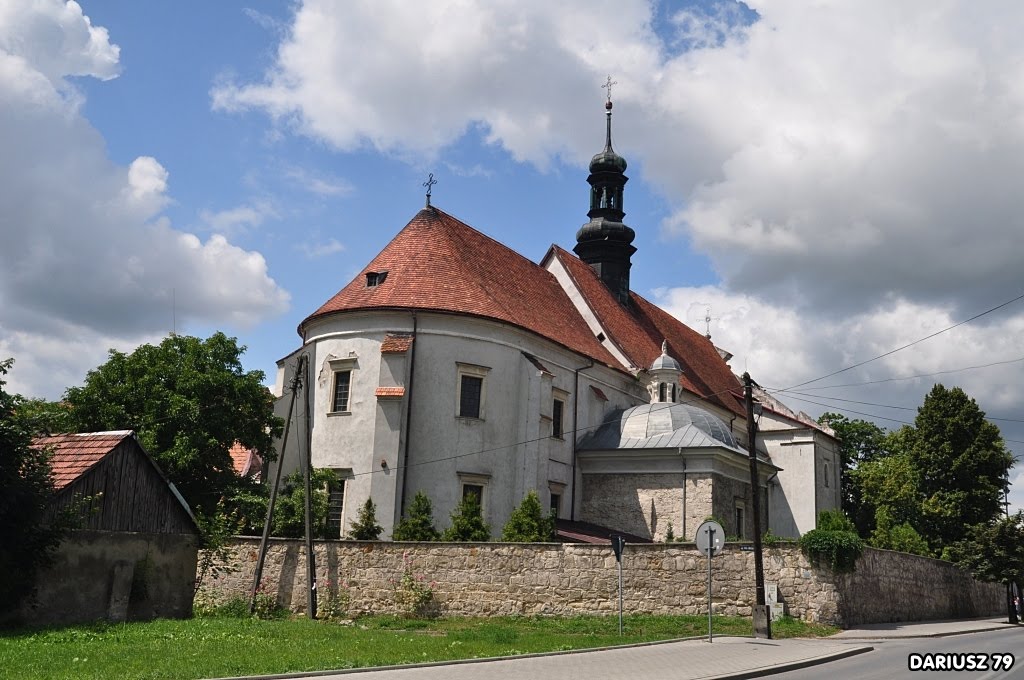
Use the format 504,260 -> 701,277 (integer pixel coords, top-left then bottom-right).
251,354 -> 303,614
302,354 -> 318,619
744,372 -> 770,638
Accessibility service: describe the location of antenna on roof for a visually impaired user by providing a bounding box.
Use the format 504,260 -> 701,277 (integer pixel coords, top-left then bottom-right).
423,172 -> 437,208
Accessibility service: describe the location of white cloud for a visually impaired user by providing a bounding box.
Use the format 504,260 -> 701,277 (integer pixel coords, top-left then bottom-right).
298,238 -> 345,259
284,166 -> 354,197
0,0 -> 289,398
199,200 -> 277,234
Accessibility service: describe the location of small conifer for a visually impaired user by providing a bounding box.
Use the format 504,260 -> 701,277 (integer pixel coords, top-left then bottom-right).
392,491 -> 440,541
441,493 -> 491,541
349,497 -> 383,540
501,490 -> 556,542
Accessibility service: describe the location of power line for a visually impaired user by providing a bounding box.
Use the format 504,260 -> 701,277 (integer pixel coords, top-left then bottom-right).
778,291 -> 1024,392
775,356 -> 1024,391
769,389 -> 1024,424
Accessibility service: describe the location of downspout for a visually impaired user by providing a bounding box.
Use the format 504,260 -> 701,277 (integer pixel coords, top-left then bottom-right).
679,449 -> 687,541
398,312 -> 418,517
570,357 -> 595,521
766,470 -> 779,535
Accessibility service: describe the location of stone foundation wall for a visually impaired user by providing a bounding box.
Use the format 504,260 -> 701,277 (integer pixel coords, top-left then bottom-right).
198,539 -> 1004,626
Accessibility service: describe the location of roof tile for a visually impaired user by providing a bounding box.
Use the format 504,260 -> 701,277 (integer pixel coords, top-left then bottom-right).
380,333 -> 414,353
32,431 -> 133,490
375,386 -> 406,398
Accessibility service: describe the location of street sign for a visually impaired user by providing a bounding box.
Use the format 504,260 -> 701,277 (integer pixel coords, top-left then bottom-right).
695,520 -> 725,557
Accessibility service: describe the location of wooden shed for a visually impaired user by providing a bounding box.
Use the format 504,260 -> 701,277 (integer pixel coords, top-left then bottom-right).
22,431 -> 201,625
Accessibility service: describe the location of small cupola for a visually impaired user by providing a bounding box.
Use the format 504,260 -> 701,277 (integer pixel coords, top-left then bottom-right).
646,340 -> 683,404
574,77 -> 636,306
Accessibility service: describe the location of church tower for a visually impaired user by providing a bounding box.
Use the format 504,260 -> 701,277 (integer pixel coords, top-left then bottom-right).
574,81 -> 636,306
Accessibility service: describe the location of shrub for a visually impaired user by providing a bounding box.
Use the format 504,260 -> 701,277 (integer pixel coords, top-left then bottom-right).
501,491 -> 555,542
869,507 -> 930,555
799,510 -> 864,572
390,553 -> 437,618
664,521 -> 675,543
442,494 -> 490,541
349,498 -> 384,540
318,578 -> 352,621
392,491 -> 440,541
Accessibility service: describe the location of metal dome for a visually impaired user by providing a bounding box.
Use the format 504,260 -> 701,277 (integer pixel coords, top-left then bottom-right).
578,401 -> 741,451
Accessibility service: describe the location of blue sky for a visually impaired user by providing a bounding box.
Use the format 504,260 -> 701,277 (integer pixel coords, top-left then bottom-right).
1,1 -> 1022,512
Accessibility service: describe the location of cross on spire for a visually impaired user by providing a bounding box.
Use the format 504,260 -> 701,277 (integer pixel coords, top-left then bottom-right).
422,172 -> 437,208
602,75 -> 617,104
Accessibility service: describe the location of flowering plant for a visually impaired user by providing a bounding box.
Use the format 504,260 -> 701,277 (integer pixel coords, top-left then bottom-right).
390,552 -> 437,618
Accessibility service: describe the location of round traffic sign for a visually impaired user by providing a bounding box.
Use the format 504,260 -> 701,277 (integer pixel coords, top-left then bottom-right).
695,520 -> 725,557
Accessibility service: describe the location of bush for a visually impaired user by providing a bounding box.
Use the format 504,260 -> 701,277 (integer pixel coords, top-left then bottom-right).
349,498 -> 384,540
442,494 -> 490,541
392,491 -> 440,541
799,510 -> 864,572
501,491 -> 555,542
869,507 -> 930,555
271,469 -> 339,539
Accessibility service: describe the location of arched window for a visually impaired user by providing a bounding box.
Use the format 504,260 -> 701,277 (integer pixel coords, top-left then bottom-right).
658,382 -> 666,402
671,384 -> 676,402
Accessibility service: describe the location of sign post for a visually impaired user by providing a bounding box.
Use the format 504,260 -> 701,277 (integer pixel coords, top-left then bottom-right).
612,535 -> 626,635
695,520 -> 724,642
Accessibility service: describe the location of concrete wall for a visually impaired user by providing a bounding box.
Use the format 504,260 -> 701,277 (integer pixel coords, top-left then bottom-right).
198,539 -> 1004,627
22,530 -> 198,626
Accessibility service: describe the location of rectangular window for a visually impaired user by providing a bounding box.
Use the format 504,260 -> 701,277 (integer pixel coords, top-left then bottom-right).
734,505 -> 745,539
658,383 -> 667,402
462,483 -> 484,504
551,398 -> 564,439
332,370 -> 352,412
550,493 -> 561,517
459,375 -> 483,418
326,477 -> 346,537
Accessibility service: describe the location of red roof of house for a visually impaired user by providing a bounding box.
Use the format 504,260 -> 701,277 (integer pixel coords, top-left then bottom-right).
550,246 -> 744,416
32,431 -> 134,490
301,207 -> 621,370
380,333 -> 414,353
228,441 -> 263,478
375,386 -> 406,398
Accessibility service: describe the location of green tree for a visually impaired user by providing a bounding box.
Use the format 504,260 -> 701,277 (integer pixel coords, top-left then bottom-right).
442,494 -> 491,542
15,397 -> 74,436
948,512 -> 1024,624
270,469 -> 339,539
349,497 -> 383,540
798,509 -> 864,572
392,491 -> 440,541
501,490 -> 555,542
0,360 -> 72,616
853,449 -> 922,539
906,385 -> 1013,555
818,412 -> 890,535
63,333 -> 281,516
869,506 -> 930,556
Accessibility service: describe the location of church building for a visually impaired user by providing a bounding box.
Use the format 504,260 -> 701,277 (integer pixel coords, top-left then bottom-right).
271,95 -> 839,542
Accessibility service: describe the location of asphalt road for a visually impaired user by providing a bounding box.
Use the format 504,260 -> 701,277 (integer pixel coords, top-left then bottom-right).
772,628 -> 1024,680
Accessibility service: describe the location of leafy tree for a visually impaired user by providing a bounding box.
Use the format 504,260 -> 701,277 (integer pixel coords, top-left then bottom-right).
501,490 -> 555,542
349,497 -> 384,540
269,469 -> 339,539
818,413 -> 890,534
948,512 -> 1024,623
442,494 -> 491,542
392,491 -> 440,541
15,398 -> 74,436
869,506 -> 930,556
63,333 -> 281,516
905,385 -> 1013,555
853,449 -> 922,537
0,359 -> 72,616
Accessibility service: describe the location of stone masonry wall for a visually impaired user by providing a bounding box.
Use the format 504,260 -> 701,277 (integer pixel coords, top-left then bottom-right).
198,539 -> 1003,627
581,473 -> 713,541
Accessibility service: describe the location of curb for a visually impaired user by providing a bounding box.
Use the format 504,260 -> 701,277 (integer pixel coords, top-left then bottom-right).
833,623 -> 1021,640
703,645 -> 874,680
209,635 -> 870,680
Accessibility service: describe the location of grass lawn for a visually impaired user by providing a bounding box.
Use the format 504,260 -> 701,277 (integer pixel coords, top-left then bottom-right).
0,614 -> 838,680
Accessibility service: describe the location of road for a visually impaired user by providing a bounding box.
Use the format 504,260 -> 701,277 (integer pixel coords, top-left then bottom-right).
773,628 -> 1023,680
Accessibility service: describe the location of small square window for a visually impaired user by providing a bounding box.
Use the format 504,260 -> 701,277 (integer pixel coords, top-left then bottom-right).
332,370 -> 352,412
551,398 -> 564,439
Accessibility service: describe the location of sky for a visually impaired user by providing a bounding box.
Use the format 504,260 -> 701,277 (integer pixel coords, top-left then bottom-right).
1,0 -> 1021,513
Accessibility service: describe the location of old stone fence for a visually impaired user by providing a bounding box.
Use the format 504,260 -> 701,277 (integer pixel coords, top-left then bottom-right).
197,538 -> 1004,627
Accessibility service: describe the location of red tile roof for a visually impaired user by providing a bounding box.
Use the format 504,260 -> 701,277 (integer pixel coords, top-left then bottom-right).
550,246 -> 744,417
301,207 -> 621,371
375,386 -> 406,398
32,431 -> 133,490
380,333 -> 414,353
228,441 -> 263,478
